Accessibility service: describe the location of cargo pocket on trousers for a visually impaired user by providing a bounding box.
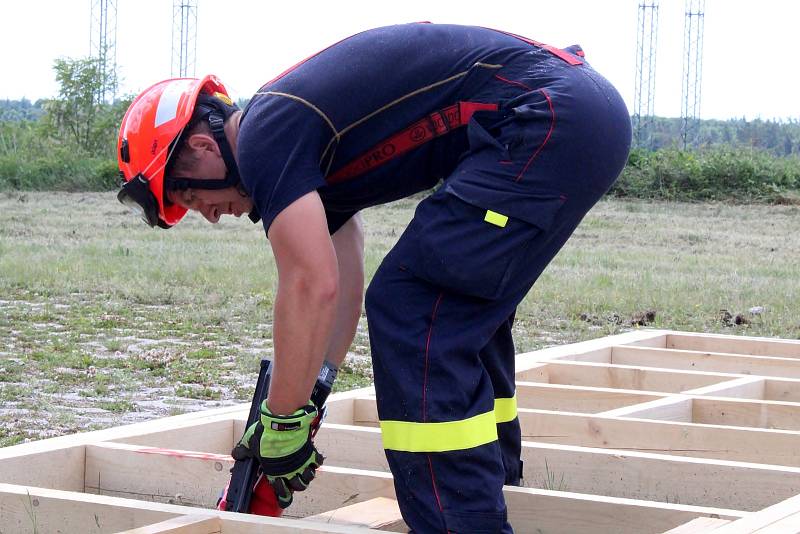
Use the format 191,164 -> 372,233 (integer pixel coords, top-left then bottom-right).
401,185 -> 564,300
442,508 -> 508,533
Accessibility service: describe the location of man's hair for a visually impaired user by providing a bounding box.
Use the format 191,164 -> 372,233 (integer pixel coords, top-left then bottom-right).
167,114 -> 212,178
166,93 -> 238,178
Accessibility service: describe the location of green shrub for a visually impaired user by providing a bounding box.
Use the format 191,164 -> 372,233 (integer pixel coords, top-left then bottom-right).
0,149 -> 118,191
612,146 -> 800,203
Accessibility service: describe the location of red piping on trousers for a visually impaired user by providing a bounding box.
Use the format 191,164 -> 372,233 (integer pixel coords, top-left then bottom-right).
422,292 -> 444,422
422,292 -> 448,532
428,454 -> 449,533
515,88 -> 555,182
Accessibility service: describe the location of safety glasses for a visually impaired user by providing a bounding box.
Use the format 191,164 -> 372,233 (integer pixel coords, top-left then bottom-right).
117,174 -> 167,228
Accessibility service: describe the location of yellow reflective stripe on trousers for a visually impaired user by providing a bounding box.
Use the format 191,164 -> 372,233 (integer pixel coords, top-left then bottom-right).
380,410 -> 498,452
494,394 -> 518,423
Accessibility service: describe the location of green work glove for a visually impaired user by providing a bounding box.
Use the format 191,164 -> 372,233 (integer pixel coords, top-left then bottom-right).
231,401 -> 324,509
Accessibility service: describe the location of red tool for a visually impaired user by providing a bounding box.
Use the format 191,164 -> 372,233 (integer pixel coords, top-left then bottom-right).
217,359 -> 337,516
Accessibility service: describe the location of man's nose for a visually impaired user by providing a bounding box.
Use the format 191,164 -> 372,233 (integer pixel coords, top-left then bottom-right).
199,203 -> 219,223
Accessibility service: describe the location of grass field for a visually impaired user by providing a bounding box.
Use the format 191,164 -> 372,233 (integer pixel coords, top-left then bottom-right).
1,191 -> 799,447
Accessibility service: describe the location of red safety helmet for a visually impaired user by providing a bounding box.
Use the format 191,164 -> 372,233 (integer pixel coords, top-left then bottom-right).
117,74 -> 235,228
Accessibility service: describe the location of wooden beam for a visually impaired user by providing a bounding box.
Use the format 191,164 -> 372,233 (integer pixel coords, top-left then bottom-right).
0,483 -> 384,534
306,498 -> 405,532
683,377 -> 766,399
353,397 -> 380,428
514,329 -> 669,373
661,517 -> 731,533
518,408 -> 800,466
519,360 -> 734,393
315,424 -> 388,472
665,333 -> 800,359
294,466 -> 746,533
692,397 -> 800,431
519,440 -> 800,512
0,406 -> 246,458
0,444 -> 85,491
598,396 -> 693,421
764,379 -> 800,403
114,515 -> 222,534
611,346 -> 800,379
317,422 -> 800,512
111,418 -> 235,455
85,442 -> 233,507
710,494 -> 800,534
0,482 -> 180,533
37,436 -> 758,533
515,382 -> 666,412
501,485 -> 744,534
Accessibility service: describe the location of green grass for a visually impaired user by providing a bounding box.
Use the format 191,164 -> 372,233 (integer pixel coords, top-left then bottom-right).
1,191 -> 799,445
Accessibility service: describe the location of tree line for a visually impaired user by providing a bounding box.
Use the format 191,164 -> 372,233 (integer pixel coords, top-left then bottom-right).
1,57 -> 799,202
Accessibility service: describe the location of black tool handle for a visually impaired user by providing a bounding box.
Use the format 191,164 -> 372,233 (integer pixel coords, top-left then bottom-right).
224,358 -> 272,513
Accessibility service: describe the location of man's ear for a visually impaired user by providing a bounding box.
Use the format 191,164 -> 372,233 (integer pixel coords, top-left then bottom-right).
185,133 -> 220,155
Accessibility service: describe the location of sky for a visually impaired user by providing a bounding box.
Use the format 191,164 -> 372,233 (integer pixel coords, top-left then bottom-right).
2,0 -> 798,121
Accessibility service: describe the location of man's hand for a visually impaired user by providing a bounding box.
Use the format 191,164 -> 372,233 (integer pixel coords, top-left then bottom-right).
231,401 -> 324,508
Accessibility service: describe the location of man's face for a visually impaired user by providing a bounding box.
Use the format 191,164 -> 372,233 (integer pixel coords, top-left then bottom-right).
166,133 -> 254,224
167,187 -> 253,224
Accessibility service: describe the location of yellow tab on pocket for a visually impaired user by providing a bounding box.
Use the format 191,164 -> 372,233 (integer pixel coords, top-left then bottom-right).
484,210 -> 508,228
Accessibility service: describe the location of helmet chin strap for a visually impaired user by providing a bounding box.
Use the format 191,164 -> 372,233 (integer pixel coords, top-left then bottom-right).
165,96 -> 261,224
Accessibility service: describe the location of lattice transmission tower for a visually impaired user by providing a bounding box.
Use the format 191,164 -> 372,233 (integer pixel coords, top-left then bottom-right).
633,2 -> 660,149
89,0 -> 118,103
172,1 -> 198,78
681,0 -> 705,149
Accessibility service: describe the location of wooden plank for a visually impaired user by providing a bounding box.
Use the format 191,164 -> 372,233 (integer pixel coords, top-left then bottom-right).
515,362 -> 550,383
0,444 -> 85,491
294,467 -> 745,533
514,330 -> 669,373
520,360 -> 732,393
752,510 -> 800,533
114,515 -> 221,534
0,483 -> 385,534
518,408 -> 800,466
692,397 -> 800,431
353,386 -> 669,424
764,379 -> 800,403
611,346 -> 800,379
112,419 -> 235,455
0,482 -> 180,533
306,497 -> 405,532
516,382 -> 666,413
353,397 -> 380,428
661,517 -> 731,533
216,512 -> 383,534
501,485 -> 744,534
666,333 -> 800,359
598,397 -> 693,422
683,377 -> 766,399
316,424 -> 388,472
55,436 -> 756,534
711,494 -> 800,534
85,442 -> 233,508
94,424 -> 800,514
0,406 -> 246,457
523,442 -> 800,512
319,422 -> 800,512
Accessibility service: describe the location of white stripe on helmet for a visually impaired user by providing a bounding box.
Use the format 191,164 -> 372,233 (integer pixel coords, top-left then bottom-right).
155,79 -> 195,127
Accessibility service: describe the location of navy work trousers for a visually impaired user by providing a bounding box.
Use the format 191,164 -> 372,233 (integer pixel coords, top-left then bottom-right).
365,49 -> 632,533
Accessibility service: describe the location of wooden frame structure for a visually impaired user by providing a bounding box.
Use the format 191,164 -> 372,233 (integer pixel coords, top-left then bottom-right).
3,329 -> 800,533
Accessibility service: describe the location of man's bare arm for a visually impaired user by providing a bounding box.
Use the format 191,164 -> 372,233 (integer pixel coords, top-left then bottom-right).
267,191 -> 338,415
325,213 -> 365,368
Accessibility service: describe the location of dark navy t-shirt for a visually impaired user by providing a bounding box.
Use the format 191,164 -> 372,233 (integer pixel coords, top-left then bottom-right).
237,23 -> 544,235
